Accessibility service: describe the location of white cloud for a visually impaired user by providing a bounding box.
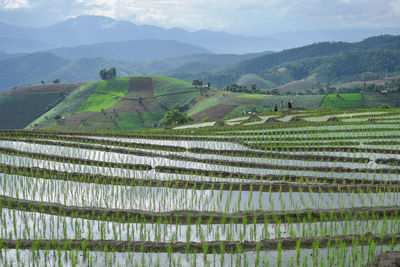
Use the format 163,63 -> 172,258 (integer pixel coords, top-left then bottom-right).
0,0 -> 29,10
0,0 -> 400,34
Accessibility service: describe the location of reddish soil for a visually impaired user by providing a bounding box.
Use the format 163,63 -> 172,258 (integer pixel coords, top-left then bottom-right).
111,77 -> 162,112
2,82 -> 85,95
191,104 -> 237,122
66,111 -> 98,121
128,77 -> 154,98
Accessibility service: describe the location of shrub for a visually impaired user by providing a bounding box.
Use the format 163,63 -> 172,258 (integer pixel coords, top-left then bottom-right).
379,104 -> 393,109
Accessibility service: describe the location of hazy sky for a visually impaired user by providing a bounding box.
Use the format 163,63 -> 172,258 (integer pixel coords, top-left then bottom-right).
0,0 -> 399,35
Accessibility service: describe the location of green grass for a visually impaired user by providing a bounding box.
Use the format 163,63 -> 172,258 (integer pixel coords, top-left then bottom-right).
224,95 -> 325,118
320,93 -> 362,109
260,95 -> 324,109
236,73 -> 276,89
187,97 -> 219,116
225,105 -> 271,118
96,77 -> 131,96
118,111 -> 165,131
361,92 -> 400,108
236,94 -> 270,99
76,78 -> 130,113
151,75 -> 200,109
0,93 -> 65,129
26,82 -> 99,129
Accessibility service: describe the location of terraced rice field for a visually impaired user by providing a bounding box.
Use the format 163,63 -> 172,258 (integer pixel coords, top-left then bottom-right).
1,109 -> 400,266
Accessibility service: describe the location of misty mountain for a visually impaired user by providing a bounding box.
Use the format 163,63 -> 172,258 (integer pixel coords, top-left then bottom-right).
49,39 -> 209,61
0,15 -> 288,54
0,37 -> 53,53
0,52 -> 70,90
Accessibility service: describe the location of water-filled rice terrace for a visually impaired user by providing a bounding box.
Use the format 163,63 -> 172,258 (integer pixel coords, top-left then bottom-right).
1,109 -> 400,266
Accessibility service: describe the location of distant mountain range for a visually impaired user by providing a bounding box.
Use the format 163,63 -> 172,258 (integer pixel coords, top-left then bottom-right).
0,15 -> 287,54
1,15 -> 399,55
49,39 -> 209,61
1,32 -> 400,92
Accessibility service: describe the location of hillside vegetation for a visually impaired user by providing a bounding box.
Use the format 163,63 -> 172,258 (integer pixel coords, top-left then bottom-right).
188,35 -> 400,88
0,93 -> 65,129
38,75 -> 200,131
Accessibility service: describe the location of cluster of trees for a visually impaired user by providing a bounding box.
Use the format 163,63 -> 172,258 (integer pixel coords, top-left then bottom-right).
224,83 -> 277,94
161,108 -> 193,126
99,67 -> 116,80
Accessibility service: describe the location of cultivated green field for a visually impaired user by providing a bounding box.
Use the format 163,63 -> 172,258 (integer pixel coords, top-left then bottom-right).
1,109 -> 400,266
118,110 -> 164,130
77,78 -> 130,113
0,93 -> 65,129
320,93 -> 362,109
151,75 -> 200,109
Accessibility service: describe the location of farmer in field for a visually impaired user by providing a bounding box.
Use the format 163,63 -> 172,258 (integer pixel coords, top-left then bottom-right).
288,100 -> 292,109
274,104 -> 278,112
280,100 -> 284,110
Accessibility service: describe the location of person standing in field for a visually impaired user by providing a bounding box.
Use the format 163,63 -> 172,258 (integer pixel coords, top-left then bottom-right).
274,104 -> 278,111
280,100 -> 284,110
288,100 -> 292,109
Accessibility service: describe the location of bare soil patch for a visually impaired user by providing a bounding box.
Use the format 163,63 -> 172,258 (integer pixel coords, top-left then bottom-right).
191,104 -> 237,122
127,77 -> 154,98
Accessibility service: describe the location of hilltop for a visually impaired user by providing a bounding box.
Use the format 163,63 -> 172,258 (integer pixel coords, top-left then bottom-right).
25,75 -> 201,131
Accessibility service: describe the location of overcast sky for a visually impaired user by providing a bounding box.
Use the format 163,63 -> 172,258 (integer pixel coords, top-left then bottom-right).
0,0 -> 399,36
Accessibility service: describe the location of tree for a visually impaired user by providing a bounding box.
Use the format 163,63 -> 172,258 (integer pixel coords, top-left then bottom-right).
161,108 -> 193,126
192,80 -> 203,86
251,84 -> 257,91
53,78 -> 60,84
99,67 -> 117,80
41,80 -> 45,84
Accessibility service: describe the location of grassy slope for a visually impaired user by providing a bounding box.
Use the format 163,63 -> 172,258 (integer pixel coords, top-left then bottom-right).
224,95 -> 325,118
236,74 -> 276,89
42,76 -> 200,131
76,77 -> 130,113
26,82 -> 99,129
362,92 -> 400,108
0,93 -> 65,129
151,75 -> 200,109
320,93 -> 362,109
187,97 -> 219,117
118,111 -> 164,131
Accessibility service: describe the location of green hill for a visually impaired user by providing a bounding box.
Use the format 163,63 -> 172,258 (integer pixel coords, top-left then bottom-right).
187,35 -> 400,88
38,75 -> 200,131
0,82 -> 84,129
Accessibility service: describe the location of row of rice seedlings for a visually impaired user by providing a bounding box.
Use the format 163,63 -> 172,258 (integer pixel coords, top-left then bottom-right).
2,172 -> 400,212
4,147 -> 398,184
2,206 -> 400,242
1,244 -> 398,267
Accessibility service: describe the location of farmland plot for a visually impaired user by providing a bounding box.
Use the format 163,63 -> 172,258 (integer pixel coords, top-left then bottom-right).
0,109 -> 400,266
